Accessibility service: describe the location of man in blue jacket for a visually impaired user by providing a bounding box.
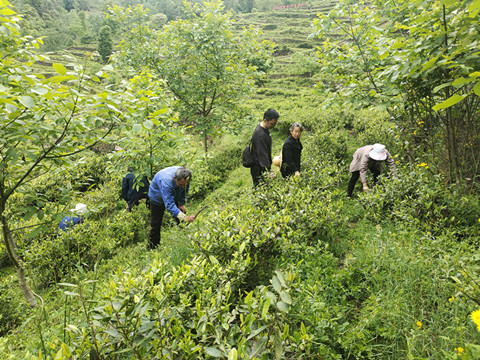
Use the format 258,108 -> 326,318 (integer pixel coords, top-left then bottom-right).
147,166 -> 195,250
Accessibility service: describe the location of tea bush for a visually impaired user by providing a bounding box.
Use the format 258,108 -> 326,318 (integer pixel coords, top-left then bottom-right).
5,154 -> 113,223
189,143 -> 243,199
359,167 -> 480,237
305,129 -> 349,161
24,206 -> 148,287
299,103 -> 356,133
30,258 -> 322,360
351,108 -> 400,155
0,273 -> 26,337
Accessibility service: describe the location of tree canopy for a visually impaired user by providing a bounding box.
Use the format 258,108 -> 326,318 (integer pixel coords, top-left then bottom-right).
313,0 -> 480,186
0,0 -> 133,306
111,0 -> 274,152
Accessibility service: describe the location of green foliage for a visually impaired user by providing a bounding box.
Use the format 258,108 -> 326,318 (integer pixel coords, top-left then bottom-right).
2,3 -> 480,360
359,166 -> 480,238
0,1 -> 138,306
109,71 -> 176,178
97,25 -> 112,63
313,0 -> 480,185
24,200 -> 148,287
0,272 -> 26,336
262,24 -> 277,30
112,0 -> 275,151
273,43 -> 290,56
189,142 -> 243,199
148,12 -> 167,29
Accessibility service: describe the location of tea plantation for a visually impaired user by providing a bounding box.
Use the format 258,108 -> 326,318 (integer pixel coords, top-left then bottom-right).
1,0 -> 480,359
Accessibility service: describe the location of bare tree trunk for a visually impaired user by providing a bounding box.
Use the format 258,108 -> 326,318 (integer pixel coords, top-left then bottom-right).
1,215 -> 38,308
204,132 -> 208,153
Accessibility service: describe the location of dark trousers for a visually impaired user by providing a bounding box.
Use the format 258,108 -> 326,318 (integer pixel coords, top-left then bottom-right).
250,165 -> 265,187
127,193 -> 149,212
347,168 -> 381,197
148,202 -> 180,250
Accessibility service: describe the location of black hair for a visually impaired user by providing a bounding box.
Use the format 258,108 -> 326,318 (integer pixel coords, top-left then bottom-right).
263,108 -> 280,121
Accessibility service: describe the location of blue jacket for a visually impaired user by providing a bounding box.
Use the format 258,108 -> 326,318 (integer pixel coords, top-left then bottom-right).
58,216 -> 84,231
148,166 -> 189,218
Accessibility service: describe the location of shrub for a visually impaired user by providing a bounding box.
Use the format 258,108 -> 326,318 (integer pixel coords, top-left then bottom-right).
273,44 -> 291,56
189,143 -> 243,199
24,204 -> 148,287
305,129 -> 349,162
0,274 -> 26,336
33,259 -> 319,359
358,166 -> 480,239
262,24 -> 277,30
297,42 -> 313,49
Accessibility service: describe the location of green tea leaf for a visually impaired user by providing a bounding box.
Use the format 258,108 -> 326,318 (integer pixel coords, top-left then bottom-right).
53,63 -> 67,75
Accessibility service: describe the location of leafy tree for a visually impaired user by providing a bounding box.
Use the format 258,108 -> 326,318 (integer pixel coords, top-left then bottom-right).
98,24 -> 112,63
313,0 -> 480,186
110,0 -> 274,152
112,71 -> 177,178
149,12 -> 167,29
0,1 -> 127,306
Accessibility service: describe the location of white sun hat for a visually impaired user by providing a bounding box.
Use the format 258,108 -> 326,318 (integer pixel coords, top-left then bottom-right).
369,144 -> 387,161
70,203 -> 87,214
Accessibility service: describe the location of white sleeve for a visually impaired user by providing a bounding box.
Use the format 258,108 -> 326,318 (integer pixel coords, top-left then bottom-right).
176,211 -> 187,221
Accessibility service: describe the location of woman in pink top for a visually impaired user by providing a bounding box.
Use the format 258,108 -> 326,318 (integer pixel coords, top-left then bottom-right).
347,143 -> 397,197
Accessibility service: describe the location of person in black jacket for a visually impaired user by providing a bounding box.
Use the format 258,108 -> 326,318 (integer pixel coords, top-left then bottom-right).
280,122 -> 303,178
121,168 -> 150,212
250,108 -> 280,187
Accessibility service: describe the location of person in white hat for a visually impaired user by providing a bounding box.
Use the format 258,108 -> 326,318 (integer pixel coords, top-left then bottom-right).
58,203 -> 87,232
347,144 -> 397,197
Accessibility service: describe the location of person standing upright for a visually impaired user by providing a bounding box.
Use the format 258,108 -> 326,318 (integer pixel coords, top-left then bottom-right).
250,108 -> 280,187
280,122 -> 303,178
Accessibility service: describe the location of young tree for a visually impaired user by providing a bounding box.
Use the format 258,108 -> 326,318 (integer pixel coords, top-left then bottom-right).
0,1 -> 127,307
98,24 -> 113,63
110,1 -> 274,152
112,71 -> 177,178
313,0 -> 480,186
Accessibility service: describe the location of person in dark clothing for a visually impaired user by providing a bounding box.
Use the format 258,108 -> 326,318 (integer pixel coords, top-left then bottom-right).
250,108 -> 280,187
280,122 -> 303,178
147,166 -> 195,250
121,169 -> 150,212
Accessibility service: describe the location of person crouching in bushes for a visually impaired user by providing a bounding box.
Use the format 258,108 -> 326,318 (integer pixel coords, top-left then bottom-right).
58,203 -> 87,232
280,122 -> 303,178
121,168 -> 150,212
347,143 -> 397,197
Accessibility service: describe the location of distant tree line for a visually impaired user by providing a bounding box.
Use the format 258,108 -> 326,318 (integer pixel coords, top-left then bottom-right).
9,0 -> 264,52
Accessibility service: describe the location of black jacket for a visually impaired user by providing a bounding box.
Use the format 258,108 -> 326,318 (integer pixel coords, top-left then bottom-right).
281,135 -> 302,178
251,125 -> 272,171
121,172 -> 149,204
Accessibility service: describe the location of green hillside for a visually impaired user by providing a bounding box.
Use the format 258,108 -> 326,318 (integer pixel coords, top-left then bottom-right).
1,1 -> 480,359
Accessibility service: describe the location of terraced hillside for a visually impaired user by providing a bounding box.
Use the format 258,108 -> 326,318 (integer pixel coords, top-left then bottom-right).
236,2 -> 335,83
232,1 -> 337,116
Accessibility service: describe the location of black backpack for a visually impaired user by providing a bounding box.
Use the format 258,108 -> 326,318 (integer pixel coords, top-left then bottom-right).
242,141 -> 254,168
